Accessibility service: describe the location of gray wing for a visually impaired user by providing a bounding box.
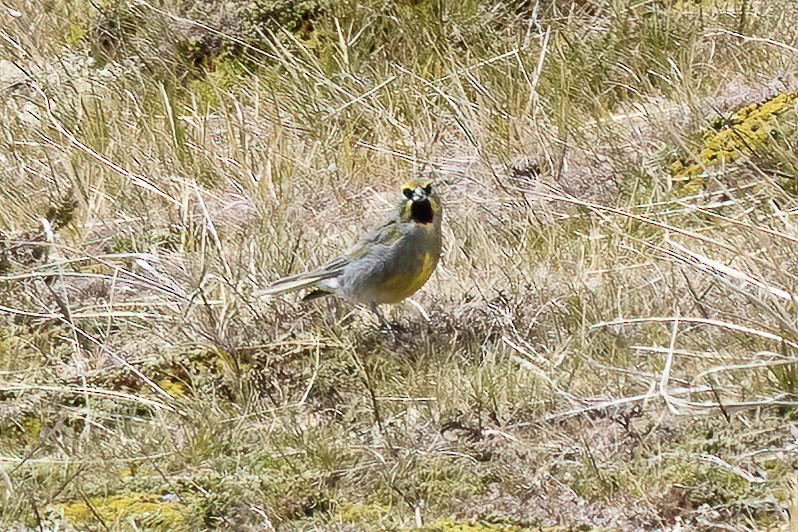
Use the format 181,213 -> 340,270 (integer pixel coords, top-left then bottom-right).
255,215 -> 400,298
344,216 -> 402,260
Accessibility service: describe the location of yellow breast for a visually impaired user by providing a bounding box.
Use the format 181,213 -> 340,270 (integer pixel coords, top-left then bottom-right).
378,252 -> 438,304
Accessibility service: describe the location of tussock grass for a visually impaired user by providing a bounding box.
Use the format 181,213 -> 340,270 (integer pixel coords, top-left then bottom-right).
2,0 -> 798,529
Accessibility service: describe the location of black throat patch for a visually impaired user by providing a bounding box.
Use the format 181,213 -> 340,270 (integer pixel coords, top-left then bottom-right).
410,199 -> 434,224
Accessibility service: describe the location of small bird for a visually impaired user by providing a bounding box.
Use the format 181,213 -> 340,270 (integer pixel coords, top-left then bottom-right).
256,179 -> 443,319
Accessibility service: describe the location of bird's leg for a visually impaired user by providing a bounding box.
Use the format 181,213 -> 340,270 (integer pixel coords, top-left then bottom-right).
406,298 -> 431,323
369,303 -> 392,331
366,303 -> 400,342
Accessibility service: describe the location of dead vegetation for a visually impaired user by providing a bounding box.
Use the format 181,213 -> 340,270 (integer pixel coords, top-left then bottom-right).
2,0 -> 798,529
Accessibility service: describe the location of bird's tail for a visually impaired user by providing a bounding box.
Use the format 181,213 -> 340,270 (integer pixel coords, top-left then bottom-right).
254,272 -> 335,299
257,257 -> 346,300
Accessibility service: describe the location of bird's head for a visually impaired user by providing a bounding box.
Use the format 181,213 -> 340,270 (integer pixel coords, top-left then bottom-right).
397,179 -> 441,224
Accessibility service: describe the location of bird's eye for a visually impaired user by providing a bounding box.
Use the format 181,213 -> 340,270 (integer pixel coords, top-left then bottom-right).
403,188 -> 413,199
423,184 -> 432,195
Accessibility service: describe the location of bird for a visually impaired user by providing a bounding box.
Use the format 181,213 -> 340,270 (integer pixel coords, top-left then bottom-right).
256,179 -> 443,321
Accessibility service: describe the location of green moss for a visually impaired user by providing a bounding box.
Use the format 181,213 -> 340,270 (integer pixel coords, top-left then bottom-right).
110,226 -> 183,254
566,460 -> 627,503
244,0 -> 332,35
0,248 -> 10,274
658,458 -> 754,506
57,492 -> 187,531
45,194 -> 79,231
0,412 -> 47,453
416,458 -> 488,505
543,6 -> 701,114
188,58 -> 250,106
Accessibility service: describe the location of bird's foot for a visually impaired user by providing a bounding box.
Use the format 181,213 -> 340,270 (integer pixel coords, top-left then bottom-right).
366,304 -> 401,341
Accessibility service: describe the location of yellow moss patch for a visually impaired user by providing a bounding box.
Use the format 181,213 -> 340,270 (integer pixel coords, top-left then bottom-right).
334,501 -> 393,524
417,518 -> 523,532
671,0 -> 728,10
157,377 -> 186,397
668,89 -> 798,191
21,416 -> 42,440
56,492 -> 187,531
65,22 -> 85,45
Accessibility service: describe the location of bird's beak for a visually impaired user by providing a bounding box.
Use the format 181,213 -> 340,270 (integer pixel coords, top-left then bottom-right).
411,186 -> 427,202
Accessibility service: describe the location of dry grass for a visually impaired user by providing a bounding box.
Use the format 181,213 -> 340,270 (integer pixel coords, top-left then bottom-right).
2,0 -> 798,529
